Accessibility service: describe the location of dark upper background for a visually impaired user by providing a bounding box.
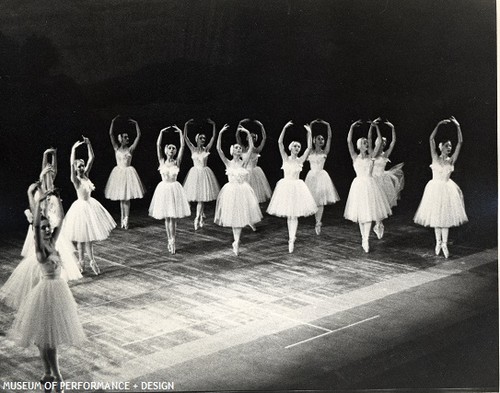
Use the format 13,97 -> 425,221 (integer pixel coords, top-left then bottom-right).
0,0 -> 496,244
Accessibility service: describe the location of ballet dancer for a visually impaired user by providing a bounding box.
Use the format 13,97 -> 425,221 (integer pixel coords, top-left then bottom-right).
104,116 -> 145,229
304,119 -> 340,235
149,126 -> 191,254
214,124 -> 262,255
235,118 -> 272,203
368,118 -> 405,239
414,116 -> 467,258
267,121 -> 318,253
63,137 -> 116,275
9,190 -> 86,392
343,120 -> 392,252
183,118 -> 221,230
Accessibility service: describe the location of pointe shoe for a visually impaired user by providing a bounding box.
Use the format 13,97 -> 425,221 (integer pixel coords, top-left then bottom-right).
199,215 -> 205,228
315,222 -> 322,235
288,238 -> 295,253
362,238 -> 370,253
89,260 -> 100,276
168,239 -> 176,254
441,243 -> 449,259
78,259 -> 84,273
123,216 -> 129,230
194,216 -> 199,231
435,241 -> 442,256
373,223 -> 384,239
232,241 -> 239,256
40,375 -> 54,393
249,224 -> 256,232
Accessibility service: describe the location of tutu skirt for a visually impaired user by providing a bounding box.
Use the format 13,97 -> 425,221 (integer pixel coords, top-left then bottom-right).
247,167 -> 272,203
183,167 -> 220,202
9,277 -> 86,348
105,166 -> 145,200
305,170 -> 340,206
21,225 -> 34,258
374,163 -> 405,207
214,183 -> 263,227
344,177 -> 392,223
414,179 -> 468,227
267,179 -> 318,218
63,198 -> 116,242
149,181 -> 191,219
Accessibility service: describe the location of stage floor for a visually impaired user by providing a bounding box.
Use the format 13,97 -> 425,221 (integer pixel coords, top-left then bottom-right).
0,205 -> 497,391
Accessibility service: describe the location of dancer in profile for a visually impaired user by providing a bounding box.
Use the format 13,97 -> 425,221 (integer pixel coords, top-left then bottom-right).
304,119 -> 340,235
235,119 -> 272,204
414,117 -> 467,258
149,126 -> 191,254
104,116 -> 145,230
10,190 -> 86,392
369,118 -> 405,239
214,124 -> 262,255
343,120 -> 392,252
63,137 -> 116,275
183,119 -> 220,230
267,121 -> 317,253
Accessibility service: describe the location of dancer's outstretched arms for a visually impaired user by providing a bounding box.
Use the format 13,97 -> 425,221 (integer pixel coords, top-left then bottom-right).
173,125 -> 185,166
216,124 -> 230,165
109,115 -> 120,150
183,119 -> 195,152
157,127 -> 168,164
254,120 -> 267,153
206,119 -> 217,151
83,137 -> 94,175
279,121 -> 293,161
33,191 -> 61,259
129,118 -> 141,153
319,119 -> 332,155
384,120 -> 396,157
347,120 -> 363,160
298,124 -> 313,163
450,116 -> 463,164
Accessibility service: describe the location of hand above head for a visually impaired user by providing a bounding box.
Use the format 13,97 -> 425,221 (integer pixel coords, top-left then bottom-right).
284,120 -> 293,128
449,116 -> 460,126
81,136 -> 90,144
160,127 -> 170,133
206,118 -> 214,125
73,140 -> 85,148
384,120 -> 394,128
112,115 -> 120,122
28,181 -> 41,193
351,119 -> 363,128
219,124 -> 230,133
128,118 -> 138,124
172,125 -> 182,133
238,125 -> 250,134
438,119 -> 451,125
304,123 -> 312,133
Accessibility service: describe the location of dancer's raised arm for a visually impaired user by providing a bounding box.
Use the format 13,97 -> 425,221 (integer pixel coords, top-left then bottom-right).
216,124 -> 230,165
367,118 -> 382,155
254,120 -> 267,153
314,119 -> 332,155
371,121 -> 383,158
347,120 -> 363,160
206,119 -> 217,151
183,119 -> 196,152
235,119 -> 249,147
128,118 -> 141,153
279,121 -> 293,161
383,120 -> 397,157
109,115 -> 120,150
173,125 -> 185,166
449,116 -> 463,164
33,191 -> 62,257
156,127 -> 168,164
83,137 -> 94,175
430,119 -> 450,161
70,140 -> 84,185
298,124 -> 313,163
239,126 -> 254,166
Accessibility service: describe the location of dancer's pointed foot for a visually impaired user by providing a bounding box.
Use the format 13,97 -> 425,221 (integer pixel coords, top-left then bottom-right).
78,260 -> 84,273
373,223 -> 384,239
89,260 -> 100,276
123,216 -> 129,230
232,241 -> 239,256
435,241 -> 442,256
362,238 -> 369,253
288,238 -> 295,253
442,243 -> 449,258
168,239 -> 176,254
194,216 -> 199,231
199,215 -> 205,228
315,222 -> 322,235
249,224 -> 256,232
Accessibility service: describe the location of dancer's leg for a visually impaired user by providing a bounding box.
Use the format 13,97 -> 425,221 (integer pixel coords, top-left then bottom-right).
232,227 -> 242,255
287,217 -> 298,253
374,220 -> 384,239
441,227 -> 449,258
122,200 -> 130,229
86,242 -> 100,275
434,227 -> 442,255
168,218 -> 177,254
315,206 -> 324,235
77,242 -> 84,271
360,222 -> 371,252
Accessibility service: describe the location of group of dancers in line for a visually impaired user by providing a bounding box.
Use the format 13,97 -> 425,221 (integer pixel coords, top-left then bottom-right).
0,114 -> 467,391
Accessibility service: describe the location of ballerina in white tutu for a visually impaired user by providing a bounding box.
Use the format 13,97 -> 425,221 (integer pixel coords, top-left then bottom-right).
9,190 -> 86,391
235,118 -> 272,204
183,118 -> 221,230
414,117 -> 467,258
63,137 -> 116,275
104,115 -> 145,230
214,124 -> 263,255
149,126 -> 191,254
343,120 -> 392,253
267,121 -> 318,253
305,119 -> 340,235
368,118 -> 405,239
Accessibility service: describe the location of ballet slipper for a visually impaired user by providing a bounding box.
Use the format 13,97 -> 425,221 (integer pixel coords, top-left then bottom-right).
89,260 -> 100,276
249,224 -> 256,232
435,241 -> 442,256
168,239 -> 176,254
288,238 -> 295,253
315,222 -> 322,235
232,241 -> 239,256
78,260 -> 84,273
199,215 -> 204,228
442,243 -> 449,259
194,216 -> 199,231
373,223 -> 384,239
123,216 -> 129,230
362,238 -> 369,253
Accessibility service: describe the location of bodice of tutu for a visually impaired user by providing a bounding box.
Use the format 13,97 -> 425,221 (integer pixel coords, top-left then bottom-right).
430,161 -> 454,182
308,153 -> 327,172
40,253 -> 62,280
282,159 -> 303,180
372,156 -> 390,176
244,152 -> 260,169
353,156 -> 374,178
159,162 -> 179,183
115,148 -> 133,167
191,151 -> 210,168
226,162 -> 249,184
76,178 -> 95,201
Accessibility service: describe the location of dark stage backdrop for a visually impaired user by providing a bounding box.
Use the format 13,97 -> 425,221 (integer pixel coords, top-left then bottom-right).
0,0 -> 496,242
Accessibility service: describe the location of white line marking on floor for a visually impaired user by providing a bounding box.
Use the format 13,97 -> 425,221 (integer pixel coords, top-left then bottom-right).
285,315 -> 380,349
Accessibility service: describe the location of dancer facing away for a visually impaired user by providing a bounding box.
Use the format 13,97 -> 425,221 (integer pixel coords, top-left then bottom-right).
343,120 -> 392,253
267,121 -> 318,253
63,137 -> 116,275
368,118 -> 405,239
214,124 -> 262,256
183,118 -> 221,230
9,190 -> 86,392
413,117 -> 467,258
104,116 -> 145,230
149,126 -> 191,254
235,118 -> 272,204
305,119 -> 340,235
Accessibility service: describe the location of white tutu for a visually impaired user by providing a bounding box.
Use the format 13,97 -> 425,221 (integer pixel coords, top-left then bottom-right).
305,170 -> 340,206
344,177 -> 392,223
63,197 -> 116,242
214,182 -> 263,227
9,277 -> 86,348
267,179 -> 318,218
149,181 -> 191,219
247,167 -> 272,203
414,179 -> 468,227
373,163 -> 405,208
21,225 -> 34,257
183,167 -> 220,202
105,166 -> 145,200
